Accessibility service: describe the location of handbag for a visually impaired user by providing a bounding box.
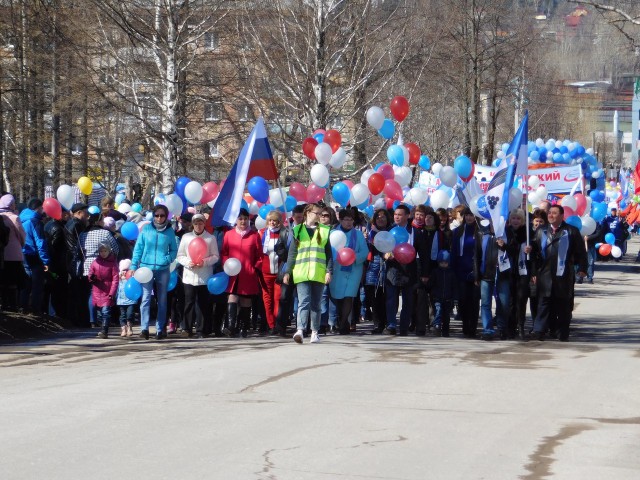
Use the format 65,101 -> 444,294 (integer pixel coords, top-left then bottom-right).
386,266 -> 409,287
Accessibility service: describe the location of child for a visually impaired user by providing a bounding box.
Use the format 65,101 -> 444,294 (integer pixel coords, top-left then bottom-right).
429,250 -> 456,337
88,242 -> 119,339
116,259 -> 136,337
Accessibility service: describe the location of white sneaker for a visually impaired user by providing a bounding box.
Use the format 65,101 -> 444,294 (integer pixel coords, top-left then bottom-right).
293,330 -> 303,344
309,331 -> 320,343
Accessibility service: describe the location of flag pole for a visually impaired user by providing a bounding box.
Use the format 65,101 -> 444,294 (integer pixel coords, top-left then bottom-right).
525,172 -> 530,260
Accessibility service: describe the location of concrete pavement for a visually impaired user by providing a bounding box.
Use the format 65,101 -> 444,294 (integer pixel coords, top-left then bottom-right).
1,238 -> 639,480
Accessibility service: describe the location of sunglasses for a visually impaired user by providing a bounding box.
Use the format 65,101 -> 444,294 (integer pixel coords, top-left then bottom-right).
320,213 -> 330,217
154,214 -> 166,218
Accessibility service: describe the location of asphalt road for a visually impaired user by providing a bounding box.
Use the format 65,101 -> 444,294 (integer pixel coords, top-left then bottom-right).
1,238 -> 639,480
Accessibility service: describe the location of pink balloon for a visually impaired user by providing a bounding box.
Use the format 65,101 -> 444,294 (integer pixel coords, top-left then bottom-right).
393,243 -> 416,265
188,237 -> 207,264
42,198 -> 62,220
563,206 -> 575,217
342,180 -> 354,190
384,179 -> 403,201
201,182 -> 219,203
337,247 -> 356,266
289,182 -> 307,202
377,164 -> 395,180
574,193 -> 587,217
307,184 -> 326,203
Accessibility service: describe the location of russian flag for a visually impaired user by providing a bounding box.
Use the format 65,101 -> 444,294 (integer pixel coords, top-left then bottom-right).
210,118 -> 278,227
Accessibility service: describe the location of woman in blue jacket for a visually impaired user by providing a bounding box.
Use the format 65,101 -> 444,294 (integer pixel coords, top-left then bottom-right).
131,204 -> 177,340
329,209 -> 369,334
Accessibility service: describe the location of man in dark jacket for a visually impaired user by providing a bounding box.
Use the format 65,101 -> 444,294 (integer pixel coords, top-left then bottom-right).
65,203 -> 89,326
44,209 -> 70,317
582,221 -> 603,284
531,205 -> 587,341
19,198 -> 50,315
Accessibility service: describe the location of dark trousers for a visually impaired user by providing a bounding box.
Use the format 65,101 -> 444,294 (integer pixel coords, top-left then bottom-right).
413,284 -> 431,335
534,296 -> 573,340
335,297 -> 354,332
211,293 -> 227,335
68,277 -> 90,327
168,279 -> 185,328
365,285 -> 386,332
20,255 -> 45,315
385,282 -> 414,333
510,276 -> 530,334
275,282 -> 295,333
44,272 -> 68,318
458,279 -> 480,337
434,300 -> 453,336
183,284 -> 211,335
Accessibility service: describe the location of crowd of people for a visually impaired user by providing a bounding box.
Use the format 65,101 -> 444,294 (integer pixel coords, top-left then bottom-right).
1,188 -> 632,344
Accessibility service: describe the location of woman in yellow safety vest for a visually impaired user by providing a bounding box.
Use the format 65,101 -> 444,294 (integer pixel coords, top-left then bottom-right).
282,203 -> 333,344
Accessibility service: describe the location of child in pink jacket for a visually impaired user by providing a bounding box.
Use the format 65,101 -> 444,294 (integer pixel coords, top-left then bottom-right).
88,242 -> 119,339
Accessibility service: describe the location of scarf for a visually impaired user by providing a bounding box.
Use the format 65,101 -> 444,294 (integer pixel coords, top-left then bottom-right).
262,227 -> 280,254
426,227 -> 439,261
541,226 -> 570,276
459,223 -> 474,256
480,234 -> 490,275
154,222 -> 167,232
235,227 -> 249,237
518,243 -> 528,276
412,219 -> 424,229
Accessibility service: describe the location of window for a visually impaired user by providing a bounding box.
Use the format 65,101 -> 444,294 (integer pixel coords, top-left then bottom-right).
239,104 -> 252,121
204,68 -> 219,86
331,116 -> 344,129
208,141 -> 220,158
204,32 -> 219,50
204,102 -> 222,121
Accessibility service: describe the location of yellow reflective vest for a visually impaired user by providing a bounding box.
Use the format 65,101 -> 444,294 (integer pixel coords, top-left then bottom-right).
291,223 -> 330,284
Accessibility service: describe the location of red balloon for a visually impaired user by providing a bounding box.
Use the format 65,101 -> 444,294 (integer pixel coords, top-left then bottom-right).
377,164 -> 395,180
460,163 -> 476,183
201,182 -> 219,203
574,193 -> 587,217
342,180 -> 354,191
368,173 -> 385,195
307,184 -> 326,203
390,96 -> 410,122
188,237 -> 207,264
393,242 -> 416,264
384,179 -> 403,201
406,143 -> 421,165
313,129 -> 326,136
563,206 -> 576,217
598,244 -> 612,256
385,197 -> 396,210
324,129 -> 342,153
302,137 -> 318,159
289,182 -> 307,202
43,198 -> 62,220
337,247 -> 356,266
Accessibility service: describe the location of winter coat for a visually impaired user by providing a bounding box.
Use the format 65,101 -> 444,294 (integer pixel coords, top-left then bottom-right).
65,217 -> 86,279
19,208 -> 49,265
385,224 -> 430,285
222,228 -> 262,296
131,222 -> 177,272
429,265 -> 457,302
329,226 -> 368,299
450,223 -> 478,282
176,230 -> 220,286
531,222 -> 588,298
473,231 -> 518,282
259,228 -> 285,275
365,229 -> 388,287
44,219 -> 68,275
1,211 -> 26,261
116,277 -> 138,306
88,254 -> 119,307
80,226 -> 120,276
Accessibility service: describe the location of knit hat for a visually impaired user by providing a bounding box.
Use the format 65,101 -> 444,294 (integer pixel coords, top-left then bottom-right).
119,259 -> 132,272
103,217 -> 116,231
0,194 -> 15,211
437,250 -> 450,263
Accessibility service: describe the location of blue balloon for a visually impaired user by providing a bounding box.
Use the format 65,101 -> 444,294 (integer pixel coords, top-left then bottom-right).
240,199 -> 249,212
620,200 -> 628,209
378,119 -> 395,139
332,182 -> 350,207
454,155 -> 473,179
374,162 -> 385,171
392,200 -> 402,210
88,205 -> 100,215
259,204 -> 275,219
131,203 -> 143,213
530,151 -> 540,161
207,272 -> 229,295
390,226 -> 409,244
418,155 -> 431,170
168,270 -> 178,291
364,205 -> 374,218
115,193 -> 126,204
279,195 -> 297,212
124,277 -> 142,301
559,146 -> 569,154
247,176 -> 269,203
121,221 -> 139,241
604,232 -> 616,245
387,145 -> 404,166
552,153 -> 562,162
476,195 -> 492,220
313,133 -> 325,143
591,202 -> 607,222
175,176 -> 191,197
154,193 -> 166,206
565,216 -> 582,231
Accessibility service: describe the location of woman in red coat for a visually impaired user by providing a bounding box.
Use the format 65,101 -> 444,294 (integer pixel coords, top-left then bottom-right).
221,208 -> 262,337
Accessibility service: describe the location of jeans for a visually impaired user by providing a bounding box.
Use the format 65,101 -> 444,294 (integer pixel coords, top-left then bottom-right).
480,278 -> 511,335
434,300 -> 453,334
140,268 -> 170,333
20,255 -> 45,314
586,246 -> 596,280
320,284 -> 337,327
119,304 -> 135,326
385,282 -> 414,332
296,281 -> 324,332
97,305 -> 111,332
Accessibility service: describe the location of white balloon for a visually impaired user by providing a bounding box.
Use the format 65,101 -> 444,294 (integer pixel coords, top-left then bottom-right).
373,197 -> 386,210
432,163 -> 443,176
528,192 -> 541,205
509,188 -> 523,211
373,231 -> 396,253
350,183 -> 370,206
329,147 -> 347,169
360,168 -> 375,186
329,230 -> 347,250
611,245 -> 622,258
165,193 -> 184,215
133,266 -> 153,284
314,143 -> 333,165
400,145 -> 409,166
586,148 -> 594,155
269,188 -> 285,208
528,176 -> 540,189
170,260 -> 178,272
535,138 -> 544,147
184,181 -> 203,204
536,185 -> 547,200
439,166 -> 458,188
310,164 -> 329,187
366,106 -> 385,130
407,187 -> 428,206
118,203 -> 132,214
254,216 -> 266,230
223,257 -> 242,276
592,170 -> 601,179
560,195 -> 577,210
393,166 -> 412,187
249,200 -> 260,215
430,190 -> 450,210
56,184 -> 74,211
580,216 -> 596,236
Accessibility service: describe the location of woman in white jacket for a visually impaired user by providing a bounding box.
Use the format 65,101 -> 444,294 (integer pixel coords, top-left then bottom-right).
176,214 -> 219,337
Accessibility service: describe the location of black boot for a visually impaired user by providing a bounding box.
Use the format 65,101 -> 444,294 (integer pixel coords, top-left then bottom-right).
223,303 -> 238,337
518,322 -> 527,341
238,307 -> 252,338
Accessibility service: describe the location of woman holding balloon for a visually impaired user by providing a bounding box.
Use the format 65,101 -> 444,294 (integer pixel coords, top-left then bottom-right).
131,204 -> 178,340
177,214 -> 219,338
365,209 -> 392,334
221,208 -> 262,338
258,210 -> 287,334
329,209 -> 369,335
